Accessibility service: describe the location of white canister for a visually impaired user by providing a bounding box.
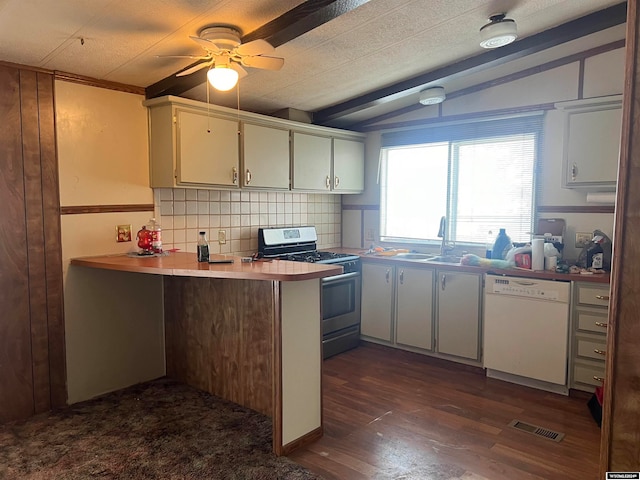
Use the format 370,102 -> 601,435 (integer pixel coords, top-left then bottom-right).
531,238 -> 545,271
545,256 -> 558,271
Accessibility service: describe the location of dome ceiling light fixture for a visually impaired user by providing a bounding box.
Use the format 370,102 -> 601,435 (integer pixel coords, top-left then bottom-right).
479,13 -> 518,49
419,86 -> 446,105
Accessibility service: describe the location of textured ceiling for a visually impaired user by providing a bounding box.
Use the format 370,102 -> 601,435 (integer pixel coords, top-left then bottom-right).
0,0 -> 625,127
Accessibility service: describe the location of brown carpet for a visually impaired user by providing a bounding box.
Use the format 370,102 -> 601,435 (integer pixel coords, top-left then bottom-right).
0,379 -> 323,480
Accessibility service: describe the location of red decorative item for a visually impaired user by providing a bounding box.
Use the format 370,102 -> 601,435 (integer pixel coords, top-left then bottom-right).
136,226 -> 154,254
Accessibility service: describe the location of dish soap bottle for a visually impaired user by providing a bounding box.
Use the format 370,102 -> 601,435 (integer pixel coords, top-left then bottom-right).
492,228 -> 512,260
197,231 -> 210,262
485,230 -> 494,259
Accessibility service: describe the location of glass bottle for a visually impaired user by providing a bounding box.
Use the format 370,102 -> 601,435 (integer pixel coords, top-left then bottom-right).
197,231 -> 210,262
148,218 -> 163,254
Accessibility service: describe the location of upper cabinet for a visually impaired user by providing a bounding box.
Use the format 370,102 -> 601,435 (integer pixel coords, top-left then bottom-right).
333,138 -> 365,193
292,131 -> 365,193
144,96 -> 364,193
557,95 -> 622,190
242,122 -> 290,189
292,132 -> 333,191
146,100 -> 240,188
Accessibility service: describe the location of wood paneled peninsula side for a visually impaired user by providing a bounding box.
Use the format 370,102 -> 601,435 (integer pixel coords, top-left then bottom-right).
70,252 -> 341,456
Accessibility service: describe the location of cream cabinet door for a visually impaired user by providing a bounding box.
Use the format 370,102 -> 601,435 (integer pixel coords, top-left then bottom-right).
395,267 -> 434,350
436,271 -> 481,360
333,138 -> 364,193
562,97 -> 622,188
242,123 -> 290,189
177,109 -> 239,187
292,132 -> 332,191
361,263 -> 394,342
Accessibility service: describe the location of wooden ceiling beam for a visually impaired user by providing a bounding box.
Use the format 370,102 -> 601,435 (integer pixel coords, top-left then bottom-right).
145,0 -> 370,99
314,2 -> 628,126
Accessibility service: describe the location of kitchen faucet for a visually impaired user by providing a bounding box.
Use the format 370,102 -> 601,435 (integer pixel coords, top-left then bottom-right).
437,216 -> 454,255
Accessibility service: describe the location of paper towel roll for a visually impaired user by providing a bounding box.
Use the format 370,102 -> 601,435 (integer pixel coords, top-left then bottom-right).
586,192 -> 616,204
532,238 -> 544,271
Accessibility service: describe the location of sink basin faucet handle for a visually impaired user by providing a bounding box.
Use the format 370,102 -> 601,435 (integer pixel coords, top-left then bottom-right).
437,216 -> 446,238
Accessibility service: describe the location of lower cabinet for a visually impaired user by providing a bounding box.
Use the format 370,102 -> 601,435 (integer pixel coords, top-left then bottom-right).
360,263 -> 394,342
570,282 -> 610,392
436,270 -> 482,361
396,267 -> 434,350
361,262 -> 481,363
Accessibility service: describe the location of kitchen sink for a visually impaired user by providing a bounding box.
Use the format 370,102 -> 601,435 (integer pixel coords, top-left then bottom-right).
424,255 -> 462,264
394,253 -> 436,260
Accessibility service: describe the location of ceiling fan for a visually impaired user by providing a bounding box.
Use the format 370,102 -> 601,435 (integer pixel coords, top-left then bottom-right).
161,26 -> 284,91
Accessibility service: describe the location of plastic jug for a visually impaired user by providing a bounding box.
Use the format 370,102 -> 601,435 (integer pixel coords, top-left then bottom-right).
492,228 -> 512,260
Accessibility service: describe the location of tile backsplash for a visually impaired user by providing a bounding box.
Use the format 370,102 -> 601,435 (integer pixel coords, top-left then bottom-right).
154,188 -> 342,256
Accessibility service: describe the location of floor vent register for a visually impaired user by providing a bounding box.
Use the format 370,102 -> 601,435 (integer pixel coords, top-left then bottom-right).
508,419 -> 565,442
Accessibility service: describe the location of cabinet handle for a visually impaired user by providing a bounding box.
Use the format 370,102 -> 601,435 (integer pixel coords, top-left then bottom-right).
245,169 -> 252,185
399,270 -> 404,285
571,163 -> 577,181
441,274 -> 446,291
595,295 -> 610,301
232,167 -> 238,185
593,376 -> 605,382
595,321 -> 608,328
326,175 -> 331,189
594,349 -> 607,356
385,269 -> 390,283
335,176 -> 340,188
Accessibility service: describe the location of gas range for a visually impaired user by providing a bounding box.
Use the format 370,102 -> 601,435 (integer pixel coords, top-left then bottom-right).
258,226 -> 362,359
257,226 -> 360,273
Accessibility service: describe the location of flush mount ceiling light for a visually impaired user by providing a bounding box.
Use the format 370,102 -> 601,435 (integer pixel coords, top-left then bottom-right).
480,13 -> 518,49
419,86 -> 446,105
207,62 -> 239,91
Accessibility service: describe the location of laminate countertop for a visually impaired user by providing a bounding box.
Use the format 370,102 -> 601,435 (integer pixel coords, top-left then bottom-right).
329,248 -> 610,284
70,251 -> 342,281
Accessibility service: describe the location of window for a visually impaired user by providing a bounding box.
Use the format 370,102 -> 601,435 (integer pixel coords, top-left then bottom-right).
379,114 -> 542,246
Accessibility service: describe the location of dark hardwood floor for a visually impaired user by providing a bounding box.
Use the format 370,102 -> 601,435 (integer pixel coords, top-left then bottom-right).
290,343 -> 601,480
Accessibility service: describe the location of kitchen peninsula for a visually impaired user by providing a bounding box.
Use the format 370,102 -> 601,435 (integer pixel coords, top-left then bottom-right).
70,252 -> 341,456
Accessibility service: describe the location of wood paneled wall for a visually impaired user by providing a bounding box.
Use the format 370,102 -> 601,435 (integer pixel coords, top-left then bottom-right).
601,0 -> 640,472
164,276 -> 274,416
0,65 -> 65,422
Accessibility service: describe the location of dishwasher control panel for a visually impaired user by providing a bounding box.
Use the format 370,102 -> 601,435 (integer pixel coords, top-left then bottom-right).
487,276 -> 570,302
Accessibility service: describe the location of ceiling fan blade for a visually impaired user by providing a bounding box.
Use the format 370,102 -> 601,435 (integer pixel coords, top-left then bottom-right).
176,60 -> 213,77
156,54 -> 210,60
189,35 -> 222,54
230,63 -> 248,79
241,55 -> 284,71
235,39 -> 275,56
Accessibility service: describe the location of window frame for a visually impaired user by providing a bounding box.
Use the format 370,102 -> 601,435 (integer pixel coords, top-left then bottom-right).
378,112 -> 543,249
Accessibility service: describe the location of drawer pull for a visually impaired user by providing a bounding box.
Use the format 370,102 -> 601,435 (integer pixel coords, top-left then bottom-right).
593,376 -> 605,382
594,349 -> 607,356
595,295 -> 610,301
595,321 -> 608,328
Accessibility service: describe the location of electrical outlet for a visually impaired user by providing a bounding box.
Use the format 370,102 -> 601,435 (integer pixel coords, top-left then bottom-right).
218,229 -> 227,245
116,224 -> 132,242
575,232 -> 592,248
364,228 -> 375,242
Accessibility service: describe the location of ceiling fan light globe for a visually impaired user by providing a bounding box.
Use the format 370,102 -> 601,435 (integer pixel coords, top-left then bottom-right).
479,18 -> 517,49
207,66 -> 239,91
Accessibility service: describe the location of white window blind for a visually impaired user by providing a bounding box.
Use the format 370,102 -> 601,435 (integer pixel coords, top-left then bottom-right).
379,114 -> 542,245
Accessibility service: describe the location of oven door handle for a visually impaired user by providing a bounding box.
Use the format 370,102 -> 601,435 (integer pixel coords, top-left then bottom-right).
322,271 -> 361,284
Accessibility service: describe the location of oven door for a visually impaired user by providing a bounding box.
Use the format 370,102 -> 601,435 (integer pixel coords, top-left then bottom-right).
322,271 -> 361,358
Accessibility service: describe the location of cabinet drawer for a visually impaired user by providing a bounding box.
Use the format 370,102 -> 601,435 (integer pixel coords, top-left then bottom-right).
576,308 -> 609,334
576,284 -> 610,308
574,362 -> 606,387
576,334 -> 607,361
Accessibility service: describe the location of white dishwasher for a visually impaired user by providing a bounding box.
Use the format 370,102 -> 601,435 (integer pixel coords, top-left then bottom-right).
483,274 -> 571,393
